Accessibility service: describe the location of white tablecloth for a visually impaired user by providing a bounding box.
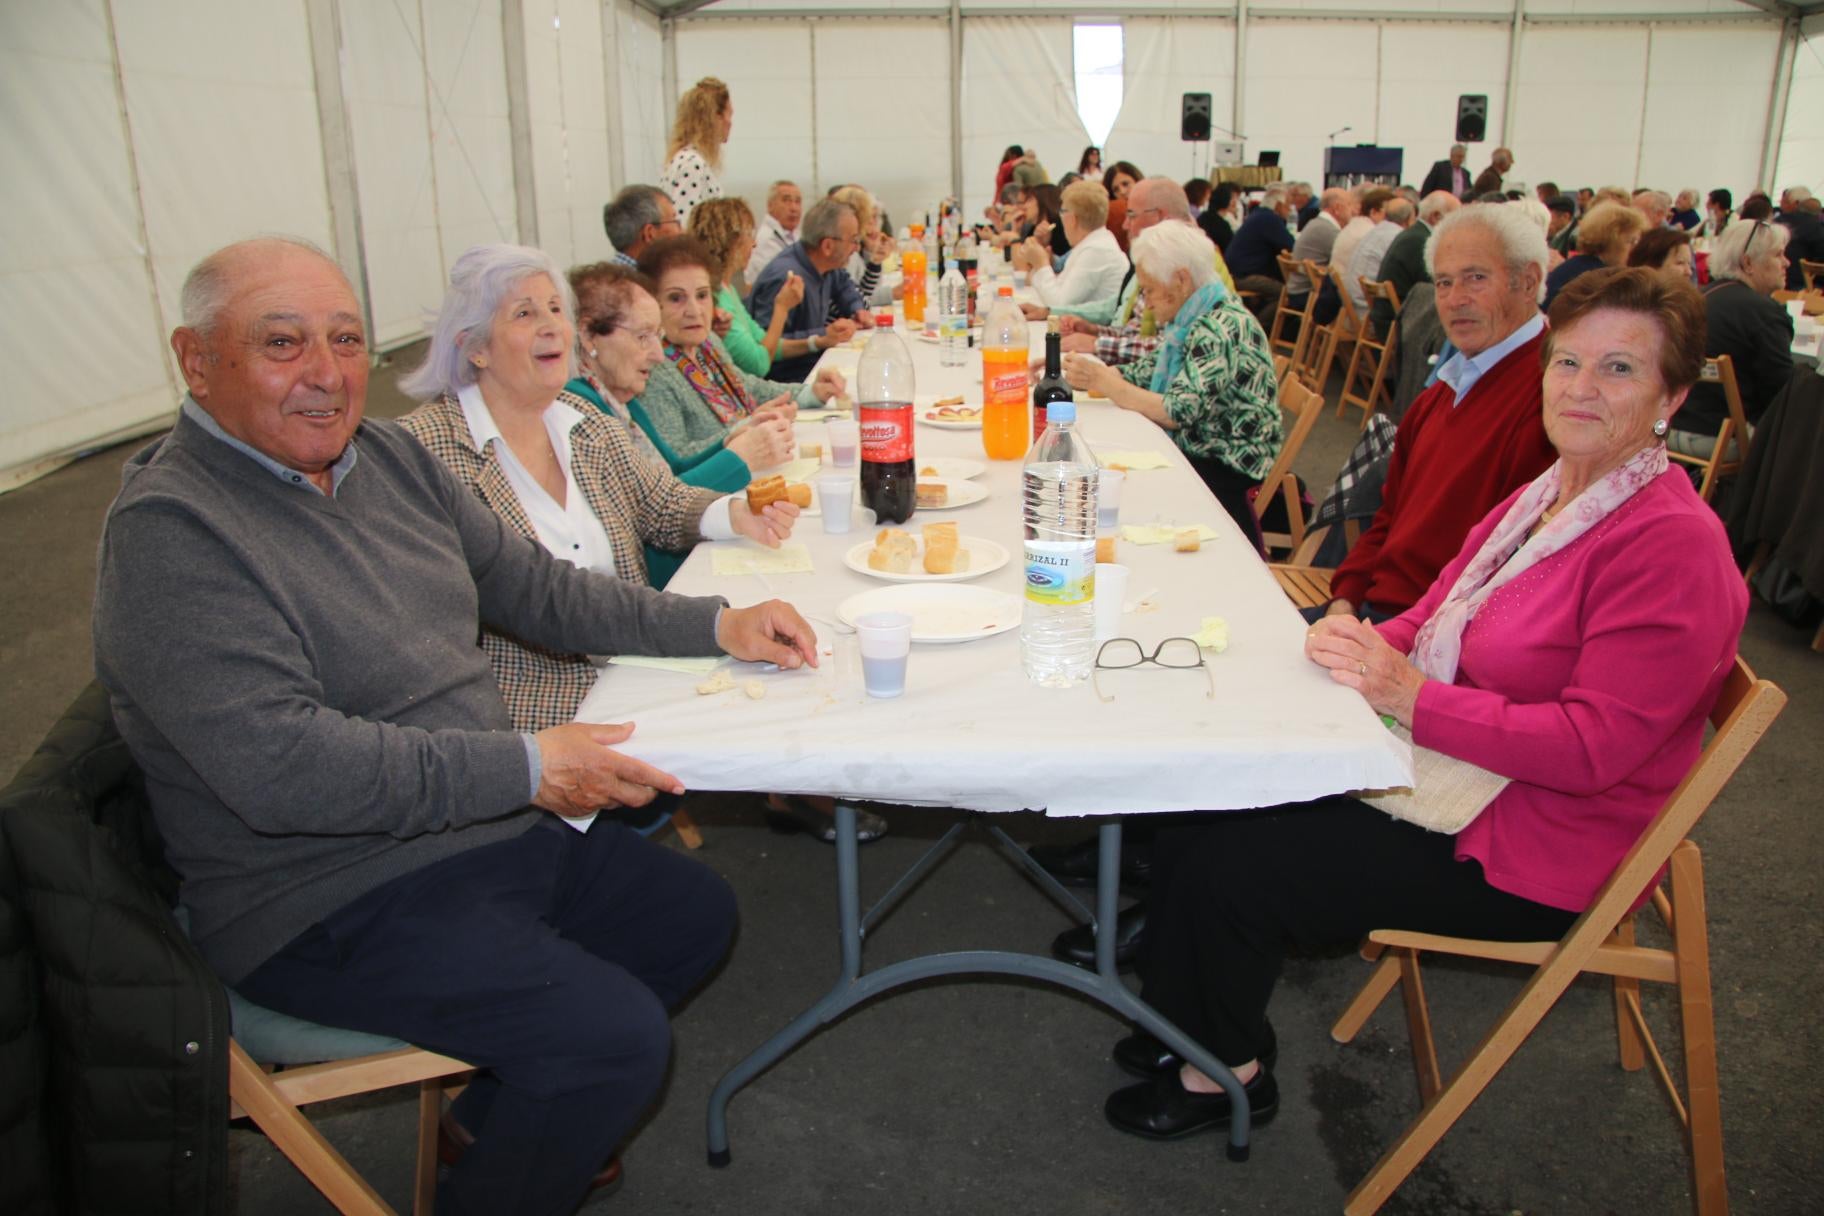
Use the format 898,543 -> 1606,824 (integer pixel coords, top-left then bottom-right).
575,319 -> 1412,816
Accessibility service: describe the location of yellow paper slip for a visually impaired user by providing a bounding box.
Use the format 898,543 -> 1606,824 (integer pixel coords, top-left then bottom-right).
766,457 -> 823,484
1098,450 -> 1172,470
1192,616 -> 1230,653
710,542 -> 816,576
605,655 -> 725,676
1120,523 -> 1222,545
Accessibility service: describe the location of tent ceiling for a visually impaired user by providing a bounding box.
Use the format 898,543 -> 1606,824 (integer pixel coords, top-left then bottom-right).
632,0 -> 1818,16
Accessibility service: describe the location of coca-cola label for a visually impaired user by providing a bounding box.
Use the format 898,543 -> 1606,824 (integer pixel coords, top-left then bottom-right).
859,404 -> 913,463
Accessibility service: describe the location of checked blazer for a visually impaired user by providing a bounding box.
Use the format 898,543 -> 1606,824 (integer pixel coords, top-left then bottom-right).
399,393 -> 723,730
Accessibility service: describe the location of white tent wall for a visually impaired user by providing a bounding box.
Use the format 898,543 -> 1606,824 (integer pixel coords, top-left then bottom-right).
1773,13 -> 1823,196
1103,17 -> 1237,187
959,17 -> 1085,216
521,0 -> 619,271
672,23 -> 817,213
813,21 -> 953,227
1,3 -> 175,491
616,2 -> 667,187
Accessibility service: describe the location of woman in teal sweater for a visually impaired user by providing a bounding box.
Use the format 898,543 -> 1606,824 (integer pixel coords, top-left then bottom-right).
690,197 -> 811,377
567,262 -> 797,584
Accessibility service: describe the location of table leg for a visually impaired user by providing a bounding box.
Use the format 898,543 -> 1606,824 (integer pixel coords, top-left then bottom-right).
706,812 -> 1253,1165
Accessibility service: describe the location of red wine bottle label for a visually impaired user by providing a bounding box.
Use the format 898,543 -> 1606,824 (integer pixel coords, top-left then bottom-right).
859,405 -> 913,462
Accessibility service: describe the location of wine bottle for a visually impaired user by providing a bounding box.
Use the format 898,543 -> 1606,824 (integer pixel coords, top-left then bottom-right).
1032,317 -> 1072,445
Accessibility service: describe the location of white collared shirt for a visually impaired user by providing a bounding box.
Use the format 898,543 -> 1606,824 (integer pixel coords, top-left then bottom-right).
458,385 -> 619,578
1029,226 -> 1129,308
1435,313 -> 1546,406
746,214 -> 799,286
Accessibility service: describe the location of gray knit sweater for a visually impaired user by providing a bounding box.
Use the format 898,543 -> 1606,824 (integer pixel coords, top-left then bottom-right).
93,411 -> 724,983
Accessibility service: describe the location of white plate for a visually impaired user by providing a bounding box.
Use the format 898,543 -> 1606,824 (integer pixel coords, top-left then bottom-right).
843,534 -> 1008,583
918,411 -> 984,431
914,477 -> 988,510
916,456 -> 986,480
836,584 -> 1022,644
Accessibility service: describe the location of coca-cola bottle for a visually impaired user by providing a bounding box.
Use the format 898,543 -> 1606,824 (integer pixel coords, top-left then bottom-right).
856,311 -> 916,523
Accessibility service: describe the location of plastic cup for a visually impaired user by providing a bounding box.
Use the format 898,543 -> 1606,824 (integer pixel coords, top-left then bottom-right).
817,475 -> 856,535
1786,299 -> 1805,323
855,611 -> 912,698
1097,468 -> 1125,531
829,418 -> 860,469
1093,563 -> 1130,643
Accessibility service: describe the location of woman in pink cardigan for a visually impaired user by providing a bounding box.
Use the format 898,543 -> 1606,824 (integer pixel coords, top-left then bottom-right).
1104,267 -> 1748,1141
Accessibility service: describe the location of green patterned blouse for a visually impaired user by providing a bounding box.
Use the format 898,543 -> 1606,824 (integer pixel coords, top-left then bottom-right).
1117,293 -> 1281,480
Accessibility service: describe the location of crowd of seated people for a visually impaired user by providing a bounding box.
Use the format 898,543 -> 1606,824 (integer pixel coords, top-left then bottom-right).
84,78 -> 1812,1211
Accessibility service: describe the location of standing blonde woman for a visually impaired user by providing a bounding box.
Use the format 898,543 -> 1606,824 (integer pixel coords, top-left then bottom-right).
688,197 -> 808,377
661,77 -> 731,224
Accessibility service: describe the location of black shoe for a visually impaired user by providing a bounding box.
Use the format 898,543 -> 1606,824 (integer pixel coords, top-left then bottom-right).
1027,836 -> 1151,888
1052,902 -> 1147,972
1113,1022 -> 1278,1080
1104,1068 -> 1279,1141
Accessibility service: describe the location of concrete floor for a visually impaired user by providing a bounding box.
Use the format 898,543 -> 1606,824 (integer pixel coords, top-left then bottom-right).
4,355 -> 1820,1214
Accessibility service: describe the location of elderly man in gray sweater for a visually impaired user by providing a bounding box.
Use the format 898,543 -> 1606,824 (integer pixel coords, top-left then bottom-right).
92,237 -> 816,1216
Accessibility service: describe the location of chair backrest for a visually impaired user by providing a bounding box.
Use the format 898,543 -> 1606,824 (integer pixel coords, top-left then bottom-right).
1256,372 -> 1323,506
1801,259 -> 1822,292
1329,265 -> 1363,330
1567,656 -> 1783,949
1360,278 -> 1402,323
1699,355 -> 1750,439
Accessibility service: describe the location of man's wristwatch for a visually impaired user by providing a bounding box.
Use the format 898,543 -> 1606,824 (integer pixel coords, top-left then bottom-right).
808,334 -> 822,353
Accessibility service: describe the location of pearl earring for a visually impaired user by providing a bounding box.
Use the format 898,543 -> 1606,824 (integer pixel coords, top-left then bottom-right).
1652,418 -> 1669,437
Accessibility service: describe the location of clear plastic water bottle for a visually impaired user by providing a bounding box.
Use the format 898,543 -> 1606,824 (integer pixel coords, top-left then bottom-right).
1021,400 -> 1100,686
938,259 -> 968,367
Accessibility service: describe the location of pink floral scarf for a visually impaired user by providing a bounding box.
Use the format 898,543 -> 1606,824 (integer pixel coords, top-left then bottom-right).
1408,443 -> 1669,683
666,337 -> 755,425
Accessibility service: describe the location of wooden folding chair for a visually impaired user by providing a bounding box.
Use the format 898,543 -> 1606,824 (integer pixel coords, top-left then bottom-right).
1287,259 -> 1335,390
1800,259 -> 1822,292
1268,252 -> 1314,360
1331,656 -> 1786,1216
1316,266 -> 1364,402
1335,279 -> 1402,430
1272,353 -> 1290,386
230,1041 -> 472,1216
1254,372 -> 1324,556
1665,355 -> 1750,502
1267,519 -> 1360,611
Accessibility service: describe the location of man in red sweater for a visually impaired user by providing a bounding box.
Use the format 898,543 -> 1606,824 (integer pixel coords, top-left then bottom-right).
1326,204 -> 1557,622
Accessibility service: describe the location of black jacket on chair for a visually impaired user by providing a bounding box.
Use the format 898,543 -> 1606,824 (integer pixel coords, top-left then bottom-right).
0,683 -> 229,1215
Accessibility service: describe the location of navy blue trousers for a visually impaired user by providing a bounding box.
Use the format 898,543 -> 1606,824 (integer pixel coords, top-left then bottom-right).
238,817 -> 736,1216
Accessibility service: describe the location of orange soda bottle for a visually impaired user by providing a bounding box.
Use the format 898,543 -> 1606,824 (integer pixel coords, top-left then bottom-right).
981,285 -> 1030,460
902,225 -> 927,324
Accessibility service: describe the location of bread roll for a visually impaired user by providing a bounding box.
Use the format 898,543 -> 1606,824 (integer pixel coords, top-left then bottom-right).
1096,536 -> 1117,564
785,483 -> 813,508
745,475 -> 788,512
1174,529 -> 1201,553
867,528 -> 917,573
916,481 -> 947,508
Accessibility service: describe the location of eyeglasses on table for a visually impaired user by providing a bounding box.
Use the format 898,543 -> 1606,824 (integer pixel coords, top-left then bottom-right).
1092,636 -> 1215,703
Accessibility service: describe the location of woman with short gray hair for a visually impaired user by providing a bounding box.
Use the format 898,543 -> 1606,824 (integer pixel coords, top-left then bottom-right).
1061,221 -> 1281,549
397,243 -> 801,731
1672,218 -> 1792,456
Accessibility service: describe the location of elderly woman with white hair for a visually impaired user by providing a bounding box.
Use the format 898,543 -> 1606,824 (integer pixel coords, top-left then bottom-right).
397,243 -> 799,735
1011,179 -> 1130,307
1669,217 -> 1793,459
1062,221 -> 1281,547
